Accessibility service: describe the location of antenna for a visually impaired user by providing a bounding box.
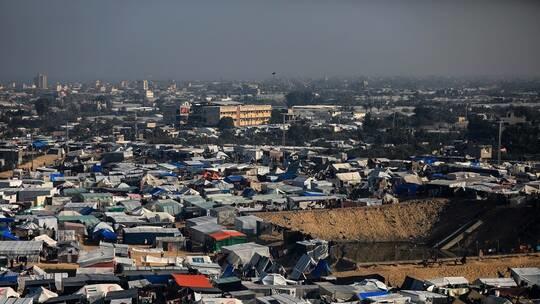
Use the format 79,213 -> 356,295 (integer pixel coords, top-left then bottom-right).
497,121 -> 503,165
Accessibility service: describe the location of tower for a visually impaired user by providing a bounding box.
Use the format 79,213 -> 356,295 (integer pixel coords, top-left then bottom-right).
34,73 -> 48,89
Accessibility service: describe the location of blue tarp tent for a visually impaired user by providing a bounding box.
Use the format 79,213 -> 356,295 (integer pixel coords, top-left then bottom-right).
91,163 -> 103,173
310,260 -> 331,278
303,191 -> 325,196
0,270 -> 18,285
0,229 -> 19,240
221,264 -> 235,278
79,207 -> 95,215
93,229 -> 117,242
242,188 -> 256,198
32,140 -> 48,149
225,175 -> 244,183
394,183 -> 422,196
358,291 -> 388,300
50,172 -> 64,182
412,156 -> 437,165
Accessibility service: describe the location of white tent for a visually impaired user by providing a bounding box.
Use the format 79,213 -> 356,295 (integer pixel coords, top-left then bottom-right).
261,274 -> 295,286
0,286 -> 20,298
57,210 -> 82,217
28,286 -> 58,303
76,284 -> 123,300
92,222 -> 114,234
34,235 -> 57,247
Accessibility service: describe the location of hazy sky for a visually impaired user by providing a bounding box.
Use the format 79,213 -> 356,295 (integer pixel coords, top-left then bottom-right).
1,0 -> 539,82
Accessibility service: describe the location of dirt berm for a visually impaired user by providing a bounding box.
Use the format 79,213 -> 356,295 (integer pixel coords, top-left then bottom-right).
257,199 -> 489,242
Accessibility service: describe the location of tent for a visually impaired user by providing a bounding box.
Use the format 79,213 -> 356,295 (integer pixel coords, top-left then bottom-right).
76,284 -> 123,301
34,235 -> 57,247
171,274 -> 213,289
209,230 -> 247,251
0,286 -> 20,298
27,287 -> 58,303
92,222 -> 117,242
221,242 -> 270,267
261,274 -> 295,286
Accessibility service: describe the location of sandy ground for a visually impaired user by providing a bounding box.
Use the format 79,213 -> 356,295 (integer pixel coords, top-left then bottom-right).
257,199 -> 452,241
0,154 -> 61,178
335,254 -> 540,286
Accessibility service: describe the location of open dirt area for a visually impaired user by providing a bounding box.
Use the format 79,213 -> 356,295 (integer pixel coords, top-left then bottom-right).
257,199 -> 487,242
0,154 -> 61,178
335,254 -> 540,286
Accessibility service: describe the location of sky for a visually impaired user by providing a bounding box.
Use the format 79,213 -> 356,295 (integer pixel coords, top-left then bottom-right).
1,0 -> 539,82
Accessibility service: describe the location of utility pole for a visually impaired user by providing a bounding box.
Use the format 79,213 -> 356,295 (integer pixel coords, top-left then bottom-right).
281,113 -> 287,147
30,133 -> 34,171
497,121 -> 503,165
65,123 -> 69,154
135,112 -> 139,141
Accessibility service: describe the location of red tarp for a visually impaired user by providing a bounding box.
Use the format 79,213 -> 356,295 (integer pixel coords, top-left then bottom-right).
209,230 -> 246,241
172,274 -> 213,289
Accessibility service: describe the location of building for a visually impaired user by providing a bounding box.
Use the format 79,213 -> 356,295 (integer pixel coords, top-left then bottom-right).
142,80 -> 149,91
200,103 -> 272,127
34,73 -> 48,89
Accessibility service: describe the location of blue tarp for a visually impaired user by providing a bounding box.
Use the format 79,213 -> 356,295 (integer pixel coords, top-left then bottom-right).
303,191 -> 325,196
310,260 -> 331,278
221,264 -> 235,278
358,291 -> 388,300
79,206 -> 95,215
0,270 -> 19,284
150,187 -> 166,196
171,162 -> 186,169
225,175 -> 244,183
50,172 -> 64,182
242,188 -> 256,198
394,183 -> 422,196
0,229 -> 19,240
91,163 -> 103,173
412,156 -> 438,165
93,229 -> 117,242
277,172 -> 297,181
32,140 -> 48,149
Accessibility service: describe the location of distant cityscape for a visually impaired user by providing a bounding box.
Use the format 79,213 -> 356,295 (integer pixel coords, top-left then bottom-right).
0,75 -> 538,304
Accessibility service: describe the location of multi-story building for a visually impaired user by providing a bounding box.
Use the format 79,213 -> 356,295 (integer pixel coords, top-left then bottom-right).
34,73 -> 48,89
199,102 -> 272,127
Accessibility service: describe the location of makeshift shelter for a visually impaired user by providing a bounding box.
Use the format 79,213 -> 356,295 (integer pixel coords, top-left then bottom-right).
510,267 -> 540,287
0,241 -> 43,262
234,215 -> 264,236
75,283 -> 123,302
171,274 -> 213,289
209,206 -> 237,226
33,235 -> 57,247
78,247 -> 115,268
92,222 -> 117,242
208,230 -> 247,251
189,223 -> 224,246
0,286 -> 20,298
398,290 -> 448,304
122,227 -> 181,245
221,242 -> 270,267
27,286 -> 58,303
152,199 -> 183,217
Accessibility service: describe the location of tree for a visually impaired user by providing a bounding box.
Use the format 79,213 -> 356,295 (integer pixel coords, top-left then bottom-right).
34,98 -> 52,116
269,109 -> 285,124
218,117 -> 235,130
285,91 -> 314,107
